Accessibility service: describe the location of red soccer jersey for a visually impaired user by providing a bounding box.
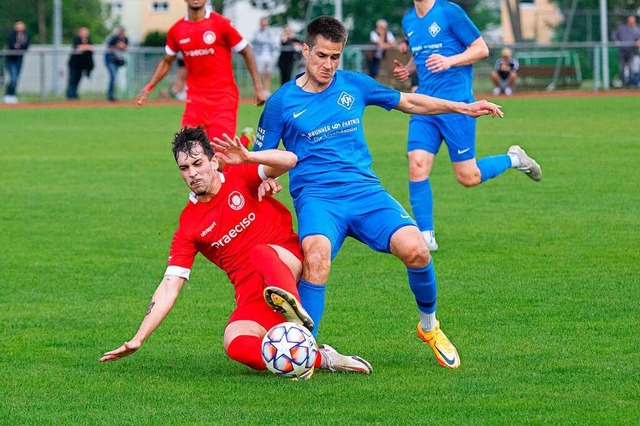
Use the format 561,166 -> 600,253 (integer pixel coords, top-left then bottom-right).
166,164 -> 301,289
165,10 -> 246,97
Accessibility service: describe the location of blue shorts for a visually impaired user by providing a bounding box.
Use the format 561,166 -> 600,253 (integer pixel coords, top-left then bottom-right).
407,113 -> 476,162
295,186 -> 416,260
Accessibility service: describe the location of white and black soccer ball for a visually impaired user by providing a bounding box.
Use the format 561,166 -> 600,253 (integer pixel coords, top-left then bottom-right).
261,322 -> 318,379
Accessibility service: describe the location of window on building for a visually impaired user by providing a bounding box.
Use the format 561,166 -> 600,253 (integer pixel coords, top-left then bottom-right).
152,2 -> 169,12
110,2 -> 123,14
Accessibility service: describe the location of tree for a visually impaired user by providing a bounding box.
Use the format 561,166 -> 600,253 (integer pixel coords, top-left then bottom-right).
504,0 -> 523,42
548,0 -> 640,42
0,0 -> 107,45
254,0 -> 500,44
142,30 -> 168,47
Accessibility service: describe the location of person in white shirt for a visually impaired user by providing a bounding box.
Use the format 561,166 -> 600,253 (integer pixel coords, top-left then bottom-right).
367,19 -> 396,79
252,17 -> 277,97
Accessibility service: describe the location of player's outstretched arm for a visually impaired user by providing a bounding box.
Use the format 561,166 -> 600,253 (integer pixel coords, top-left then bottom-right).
238,45 -> 266,106
461,100 -> 504,118
396,93 -> 503,118
100,275 -> 184,362
134,54 -> 175,109
426,36 -> 489,73
212,133 -> 297,178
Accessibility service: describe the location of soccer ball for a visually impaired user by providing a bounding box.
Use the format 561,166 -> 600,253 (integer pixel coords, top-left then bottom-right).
261,322 -> 318,379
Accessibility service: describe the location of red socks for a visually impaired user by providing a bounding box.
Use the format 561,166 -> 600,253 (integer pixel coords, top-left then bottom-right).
226,335 -> 266,370
226,334 -> 324,370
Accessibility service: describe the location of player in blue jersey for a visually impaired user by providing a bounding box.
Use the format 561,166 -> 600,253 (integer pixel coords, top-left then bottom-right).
254,16 -> 503,369
393,0 -> 542,251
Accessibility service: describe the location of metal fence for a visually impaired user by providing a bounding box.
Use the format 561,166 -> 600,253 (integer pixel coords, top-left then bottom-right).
0,42 -> 637,104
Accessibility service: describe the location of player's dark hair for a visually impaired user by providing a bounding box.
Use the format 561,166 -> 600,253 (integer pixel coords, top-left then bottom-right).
172,125 -> 215,162
305,16 -> 348,49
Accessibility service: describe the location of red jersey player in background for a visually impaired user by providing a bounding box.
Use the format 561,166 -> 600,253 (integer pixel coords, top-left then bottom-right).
100,126 -> 372,377
134,0 -> 266,144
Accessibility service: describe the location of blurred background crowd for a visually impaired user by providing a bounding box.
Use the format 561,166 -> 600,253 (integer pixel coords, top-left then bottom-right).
1,0 -> 639,104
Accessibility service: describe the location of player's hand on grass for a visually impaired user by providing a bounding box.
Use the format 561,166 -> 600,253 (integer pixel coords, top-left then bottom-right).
465,100 -> 504,118
258,178 -> 282,202
393,60 -> 410,82
100,340 -> 141,362
212,133 -> 251,165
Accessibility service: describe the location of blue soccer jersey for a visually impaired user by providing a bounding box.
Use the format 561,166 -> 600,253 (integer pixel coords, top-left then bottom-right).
402,0 -> 481,101
254,70 -> 401,202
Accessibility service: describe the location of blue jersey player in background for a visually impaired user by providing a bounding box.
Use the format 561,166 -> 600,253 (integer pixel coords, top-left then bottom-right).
393,0 -> 542,251
254,16 -> 503,369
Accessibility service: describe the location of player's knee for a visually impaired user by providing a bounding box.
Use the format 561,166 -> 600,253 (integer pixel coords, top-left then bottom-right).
301,238 -> 332,282
302,250 -> 331,282
408,157 -> 431,180
401,242 -> 431,269
456,169 -> 481,187
223,320 -> 263,350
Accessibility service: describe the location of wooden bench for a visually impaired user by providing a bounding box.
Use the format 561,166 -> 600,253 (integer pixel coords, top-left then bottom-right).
517,64 -> 581,90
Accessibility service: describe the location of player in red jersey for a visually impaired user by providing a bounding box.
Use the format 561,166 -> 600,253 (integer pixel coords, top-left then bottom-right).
100,126 -> 372,376
134,0 -> 266,143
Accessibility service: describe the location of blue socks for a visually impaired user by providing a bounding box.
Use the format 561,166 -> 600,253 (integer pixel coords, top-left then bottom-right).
477,154 -> 511,182
298,263 -> 437,337
297,279 -> 326,339
407,260 -> 437,315
409,178 -> 434,231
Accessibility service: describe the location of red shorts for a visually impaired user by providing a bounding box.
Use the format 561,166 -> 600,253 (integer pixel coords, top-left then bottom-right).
226,238 -> 303,330
227,236 -> 303,306
181,92 -> 239,141
226,299 -> 285,332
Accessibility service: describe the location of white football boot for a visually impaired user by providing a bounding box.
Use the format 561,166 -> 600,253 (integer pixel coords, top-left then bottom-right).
508,145 -> 542,181
319,344 -> 372,374
422,230 -> 439,252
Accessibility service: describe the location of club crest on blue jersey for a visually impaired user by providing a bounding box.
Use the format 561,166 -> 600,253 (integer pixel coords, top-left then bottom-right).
429,22 -> 441,37
337,92 -> 355,110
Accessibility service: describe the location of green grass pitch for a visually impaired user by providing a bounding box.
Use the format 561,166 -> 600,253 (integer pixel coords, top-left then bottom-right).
1,95 -> 638,424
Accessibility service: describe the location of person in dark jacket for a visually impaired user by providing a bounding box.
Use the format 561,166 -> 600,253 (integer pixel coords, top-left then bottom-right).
104,27 -> 129,101
66,27 -> 94,100
611,15 -> 640,87
277,25 -> 301,85
4,20 -> 30,104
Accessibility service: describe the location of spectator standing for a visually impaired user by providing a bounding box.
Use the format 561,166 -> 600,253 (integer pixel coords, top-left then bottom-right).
611,15 -> 640,88
367,19 -> 396,79
277,25 -> 302,85
491,47 -> 519,95
4,20 -> 30,104
252,17 -> 277,97
134,0 -> 265,145
631,54 -> 640,86
104,27 -> 129,102
66,27 -> 94,100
